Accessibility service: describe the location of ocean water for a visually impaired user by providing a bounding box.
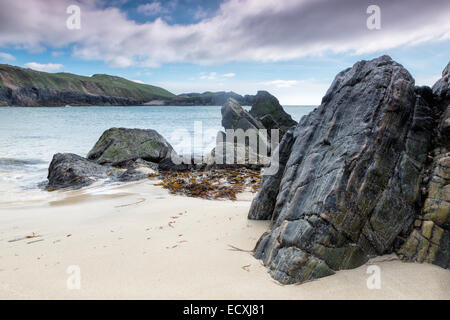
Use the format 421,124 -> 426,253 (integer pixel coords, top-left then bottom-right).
0,105 -> 316,190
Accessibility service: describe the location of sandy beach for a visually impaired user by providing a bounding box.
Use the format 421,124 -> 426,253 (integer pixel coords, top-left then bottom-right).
0,178 -> 448,300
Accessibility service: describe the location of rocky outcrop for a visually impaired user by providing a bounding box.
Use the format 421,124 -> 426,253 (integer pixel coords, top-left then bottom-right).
221,92 -> 297,135
397,64 -> 450,269
221,98 -> 265,131
249,91 -> 297,136
248,55 -> 448,284
87,128 -> 175,165
213,93 -> 296,168
46,153 -> 118,190
46,128 -> 172,190
247,127 -> 296,219
205,131 -> 270,170
46,153 -> 160,190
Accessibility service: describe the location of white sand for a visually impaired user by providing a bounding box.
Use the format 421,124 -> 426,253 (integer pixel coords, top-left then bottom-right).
0,180 -> 449,299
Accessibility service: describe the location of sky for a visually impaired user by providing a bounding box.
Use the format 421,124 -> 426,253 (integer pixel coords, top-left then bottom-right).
0,0 -> 449,105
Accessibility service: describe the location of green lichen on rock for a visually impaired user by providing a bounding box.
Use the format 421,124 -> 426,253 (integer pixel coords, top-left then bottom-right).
398,150 -> 450,268
87,127 -> 175,165
249,91 -> 297,135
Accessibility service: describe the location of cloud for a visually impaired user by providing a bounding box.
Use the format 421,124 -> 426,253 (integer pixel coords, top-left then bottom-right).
0,52 -> 15,62
131,79 -> 145,84
24,62 -> 63,72
193,6 -> 208,21
0,0 -> 449,67
137,2 -> 167,16
199,72 -> 217,80
262,80 -> 299,88
199,72 -> 235,79
51,51 -> 64,57
137,1 -> 177,17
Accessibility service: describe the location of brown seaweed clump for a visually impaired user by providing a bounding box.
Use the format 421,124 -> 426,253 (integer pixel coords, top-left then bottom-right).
155,168 -> 262,200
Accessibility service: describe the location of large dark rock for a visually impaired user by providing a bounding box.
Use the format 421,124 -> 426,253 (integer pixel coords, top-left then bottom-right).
205,131 -> 270,170
249,91 -> 297,135
87,128 -> 175,165
397,63 -> 450,269
249,55 -> 441,284
216,93 -> 296,168
221,98 -> 265,131
46,153 -> 117,190
46,153 -> 160,190
247,127 -> 296,220
220,92 -> 297,136
46,128 -> 175,189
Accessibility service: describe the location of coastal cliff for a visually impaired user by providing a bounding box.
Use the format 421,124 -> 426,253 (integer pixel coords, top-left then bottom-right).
0,64 -> 256,107
0,64 -> 175,106
249,56 -> 450,284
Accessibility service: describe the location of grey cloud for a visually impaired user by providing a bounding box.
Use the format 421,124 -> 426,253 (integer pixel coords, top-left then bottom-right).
0,0 -> 449,66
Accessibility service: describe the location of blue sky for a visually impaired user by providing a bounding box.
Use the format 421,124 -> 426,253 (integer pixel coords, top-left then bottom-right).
0,0 -> 449,104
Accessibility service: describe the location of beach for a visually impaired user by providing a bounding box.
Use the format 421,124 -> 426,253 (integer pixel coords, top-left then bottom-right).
0,179 -> 448,300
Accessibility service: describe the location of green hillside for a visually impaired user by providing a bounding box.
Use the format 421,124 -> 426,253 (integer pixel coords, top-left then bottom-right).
0,64 -> 175,100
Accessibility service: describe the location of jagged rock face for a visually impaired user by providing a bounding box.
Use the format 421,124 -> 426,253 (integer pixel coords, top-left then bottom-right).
221,98 -> 265,131
217,94 -> 296,168
249,91 -> 297,135
46,153 -> 117,190
87,128 -> 175,165
249,55 -> 437,284
248,128 -> 296,219
221,93 -> 297,135
398,64 -> 450,269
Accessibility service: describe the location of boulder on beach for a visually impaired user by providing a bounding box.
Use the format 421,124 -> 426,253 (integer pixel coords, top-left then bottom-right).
46,128 -> 173,189
87,128 -> 175,165
248,55 -> 450,284
46,153 -> 118,190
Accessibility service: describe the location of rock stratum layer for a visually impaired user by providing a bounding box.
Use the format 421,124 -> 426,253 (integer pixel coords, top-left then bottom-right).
249,55 -> 449,284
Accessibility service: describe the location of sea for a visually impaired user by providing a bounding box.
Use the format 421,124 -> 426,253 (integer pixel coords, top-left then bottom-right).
0,105 -> 316,192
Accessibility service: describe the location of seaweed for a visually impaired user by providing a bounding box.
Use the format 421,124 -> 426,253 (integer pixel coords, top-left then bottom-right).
156,168 -> 262,200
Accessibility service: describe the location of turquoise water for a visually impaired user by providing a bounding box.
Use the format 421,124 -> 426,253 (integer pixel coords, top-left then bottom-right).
0,105 -> 316,188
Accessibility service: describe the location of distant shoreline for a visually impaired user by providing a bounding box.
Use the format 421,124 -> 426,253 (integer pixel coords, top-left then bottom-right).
0,104 -> 317,108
